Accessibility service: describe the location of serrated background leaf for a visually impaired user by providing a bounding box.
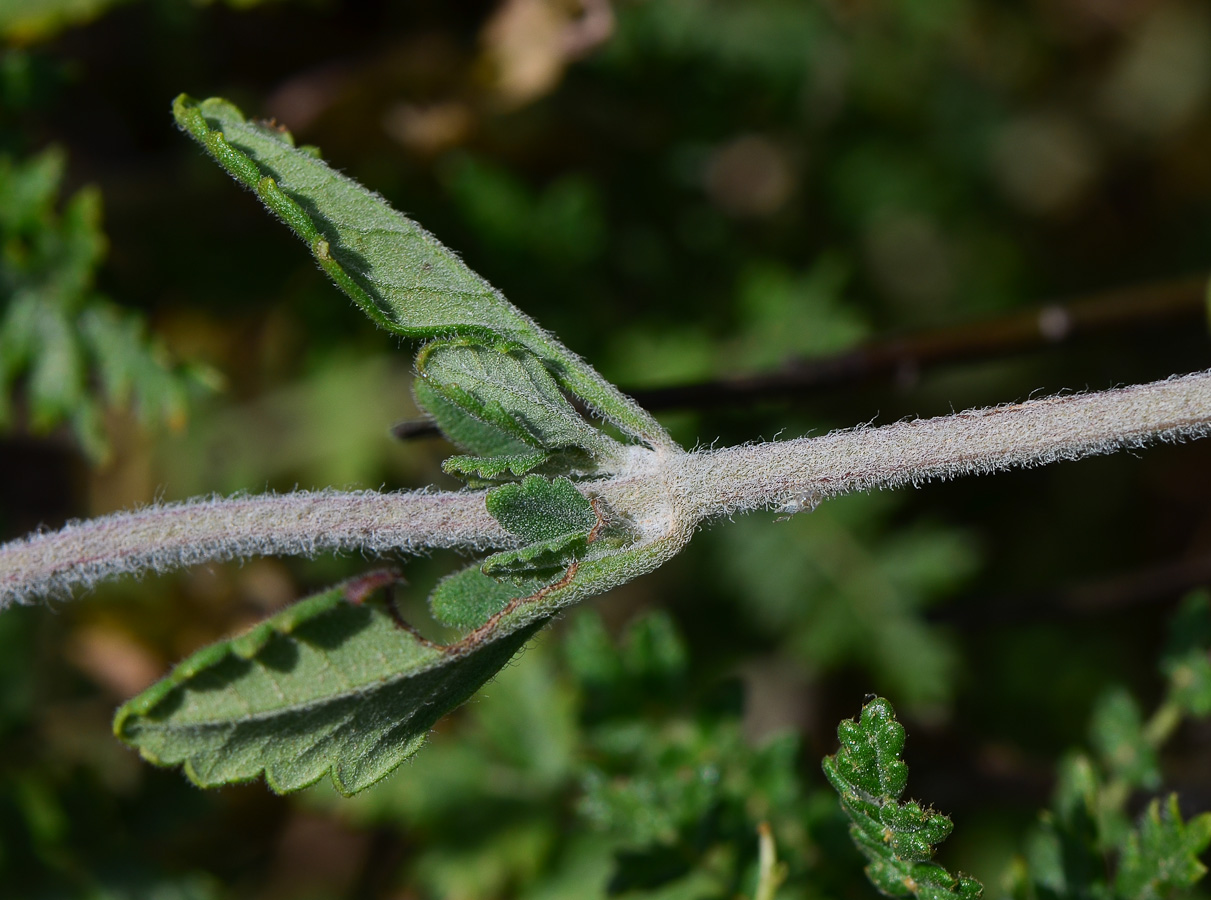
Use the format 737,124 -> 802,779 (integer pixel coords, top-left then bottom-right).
1115,795 -> 1211,900
1163,591 -> 1211,717
824,697 -> 983,900
0,148 -> 206,459
1089,688 -> 1161,791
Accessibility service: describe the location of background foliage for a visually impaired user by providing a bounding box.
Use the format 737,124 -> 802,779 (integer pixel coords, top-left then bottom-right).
1,1 -> 1210,897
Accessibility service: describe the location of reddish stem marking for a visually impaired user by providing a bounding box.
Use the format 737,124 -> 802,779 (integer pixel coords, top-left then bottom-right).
451,561 -> 581,653
342,569 -> 402,605
586,496 -> 607,544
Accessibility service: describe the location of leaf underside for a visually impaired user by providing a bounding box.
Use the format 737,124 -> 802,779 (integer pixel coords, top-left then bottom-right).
115,574 -> 544,795
117,523 -> 685,793
416,340 -> 619,461
171,93 -> 669,450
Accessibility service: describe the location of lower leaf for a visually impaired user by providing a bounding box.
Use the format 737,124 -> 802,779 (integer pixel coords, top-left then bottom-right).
114,571 -> 544,795
115,508 -> 688,796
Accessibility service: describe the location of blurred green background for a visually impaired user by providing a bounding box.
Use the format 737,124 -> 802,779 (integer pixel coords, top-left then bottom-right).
1,0 -> 1210,897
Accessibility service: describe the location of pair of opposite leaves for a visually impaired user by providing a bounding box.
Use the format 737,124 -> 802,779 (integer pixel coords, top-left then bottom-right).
113,96 -> 687,795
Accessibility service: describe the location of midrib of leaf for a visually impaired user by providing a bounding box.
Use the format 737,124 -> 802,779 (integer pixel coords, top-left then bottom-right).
173,94 -> 674,451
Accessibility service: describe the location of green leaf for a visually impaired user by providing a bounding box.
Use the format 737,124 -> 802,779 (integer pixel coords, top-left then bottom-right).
114,571 -> 545,795
823,697 -> 983,900
1051,752 -> 1101,835
476,527 -> 688,641
487,474 -> 598,542
1089,688 -> 1161,791
442,451 -> 552,482
564,610 -> 689,724
1115,795 -> 1211,900
570,611 -> 807,899
429,565 -> 544,631
714,495 -> 971,712
1162,591 -> 1211,717
1164,650 -> 1211,719
0,148 -> 206,459
151,95 -> 702,799
413,376 -> 535,459
481,536 -> 588,579
119,514 -> 688,796
1019,753 -> 1106,900
416,340 -> 620,462
1165,591 -> 1211,656
481,474 -> 601,577
172,93 -> 673,450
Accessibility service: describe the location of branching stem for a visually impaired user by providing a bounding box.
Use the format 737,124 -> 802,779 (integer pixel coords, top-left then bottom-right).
3,370 -> 1210,608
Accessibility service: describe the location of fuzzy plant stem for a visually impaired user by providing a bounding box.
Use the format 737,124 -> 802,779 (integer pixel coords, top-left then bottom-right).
0,489 -> 511,609
681,369 -> 1211,518
3,370 -> 1211,607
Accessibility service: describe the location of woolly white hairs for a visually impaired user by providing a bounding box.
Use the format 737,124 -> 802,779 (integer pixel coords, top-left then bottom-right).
3,370 -> 1210,609
0,488 -> 512,609
678,369 -> 1211,519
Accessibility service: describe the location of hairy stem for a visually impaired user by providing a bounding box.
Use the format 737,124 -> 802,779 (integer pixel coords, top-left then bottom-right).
680,369 -> 1211,519
4,371 -> 1211,607
0,489 -> 511,608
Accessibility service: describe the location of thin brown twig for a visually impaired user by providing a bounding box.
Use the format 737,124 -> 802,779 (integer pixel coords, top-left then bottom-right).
392,274 -> 1209,440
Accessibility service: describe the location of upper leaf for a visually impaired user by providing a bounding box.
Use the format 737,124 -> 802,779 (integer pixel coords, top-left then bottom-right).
413,376 -> 538,460
171,94 -> 673,450
823,697 -> 983,900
